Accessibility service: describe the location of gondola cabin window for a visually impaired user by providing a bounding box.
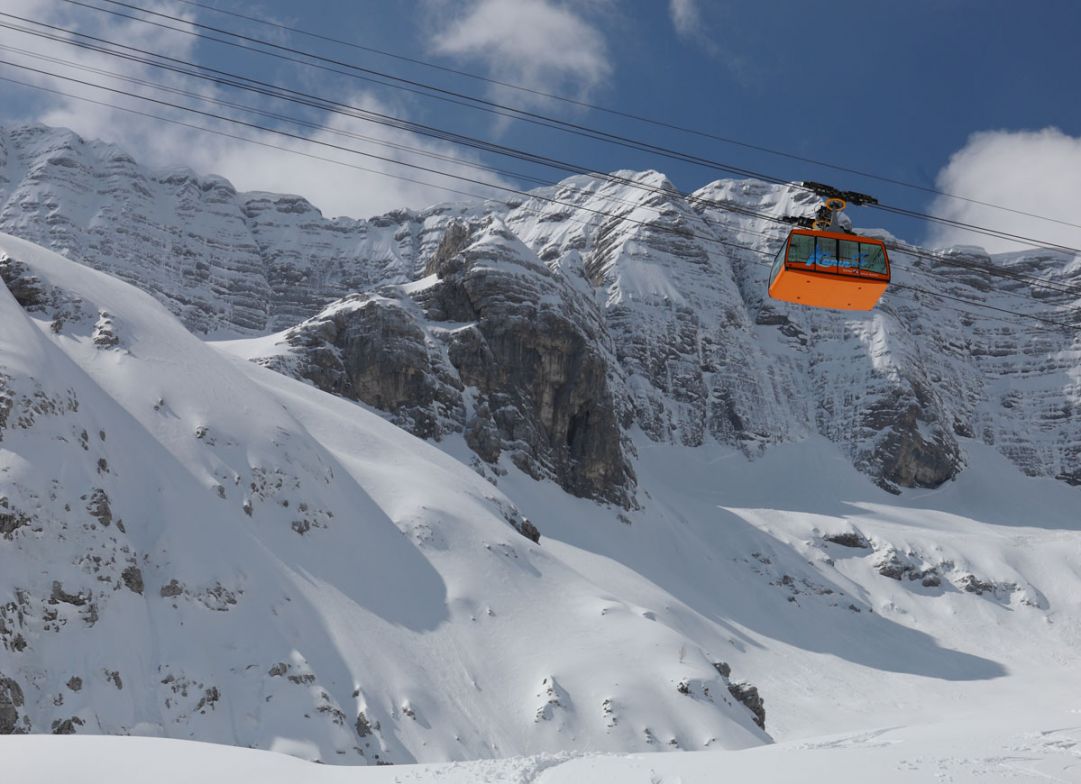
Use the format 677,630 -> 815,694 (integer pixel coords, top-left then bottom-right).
767,229 -> 891,311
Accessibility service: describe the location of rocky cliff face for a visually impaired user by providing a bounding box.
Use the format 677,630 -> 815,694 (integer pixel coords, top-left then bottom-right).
0,124 -> 461,334
262,216 -> 634,506
0,124 -> 1078,498
693,179 -> 1079,493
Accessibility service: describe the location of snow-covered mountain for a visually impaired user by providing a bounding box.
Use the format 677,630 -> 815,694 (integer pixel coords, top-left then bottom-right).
0,125 -> 1079,768
0,233 -> 768,760
0,124 -> 459,335
2,124 -> 1077,498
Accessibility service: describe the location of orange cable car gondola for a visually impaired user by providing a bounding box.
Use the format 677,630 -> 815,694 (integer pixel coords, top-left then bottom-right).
768,185 -> 891,311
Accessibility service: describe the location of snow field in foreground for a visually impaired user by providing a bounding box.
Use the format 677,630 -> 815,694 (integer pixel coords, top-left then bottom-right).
6,709 -> 1081,784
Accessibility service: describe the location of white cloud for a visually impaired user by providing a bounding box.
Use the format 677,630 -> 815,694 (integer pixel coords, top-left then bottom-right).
665,0 -> 744,74
193,92 -> 513,219
668,0 -> 701,38
929,128 -> 1081,254
0,0 -> 511,218
429,0 -> 612,108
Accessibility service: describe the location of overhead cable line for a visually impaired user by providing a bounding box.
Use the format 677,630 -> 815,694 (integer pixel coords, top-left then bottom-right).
6,32 -> 1078,306
4,15 -> 1080,303
19,46 -> 1070,312
0,15 -> 735,209
0,43 -> 559,190
91,0 -> 1081,233
0,16 -> 860,246
0,20 -> 824,257
1,66 -> 1077,336
883,244 -> 1081,300
0,58 -> 813,267
0,73 -> 505,205
2,40 -> 1079,307
30,2 -> 1081,261
890,282 -> 1080,329
51,0 -> 1081,255
9,67 -> 1066,339
0,15 -> 610,174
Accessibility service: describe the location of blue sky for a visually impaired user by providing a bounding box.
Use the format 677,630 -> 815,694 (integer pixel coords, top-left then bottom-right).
2,0 -> 1080,251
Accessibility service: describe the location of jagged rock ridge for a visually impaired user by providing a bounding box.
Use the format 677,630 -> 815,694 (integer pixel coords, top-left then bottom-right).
1,123 -> 1079,499
265,215 -> 634,506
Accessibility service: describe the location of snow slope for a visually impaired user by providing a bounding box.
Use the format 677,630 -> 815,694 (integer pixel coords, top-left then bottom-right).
7,709 -> 1081,784
0,232 -> 766,761
2,230 -> 1079,768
